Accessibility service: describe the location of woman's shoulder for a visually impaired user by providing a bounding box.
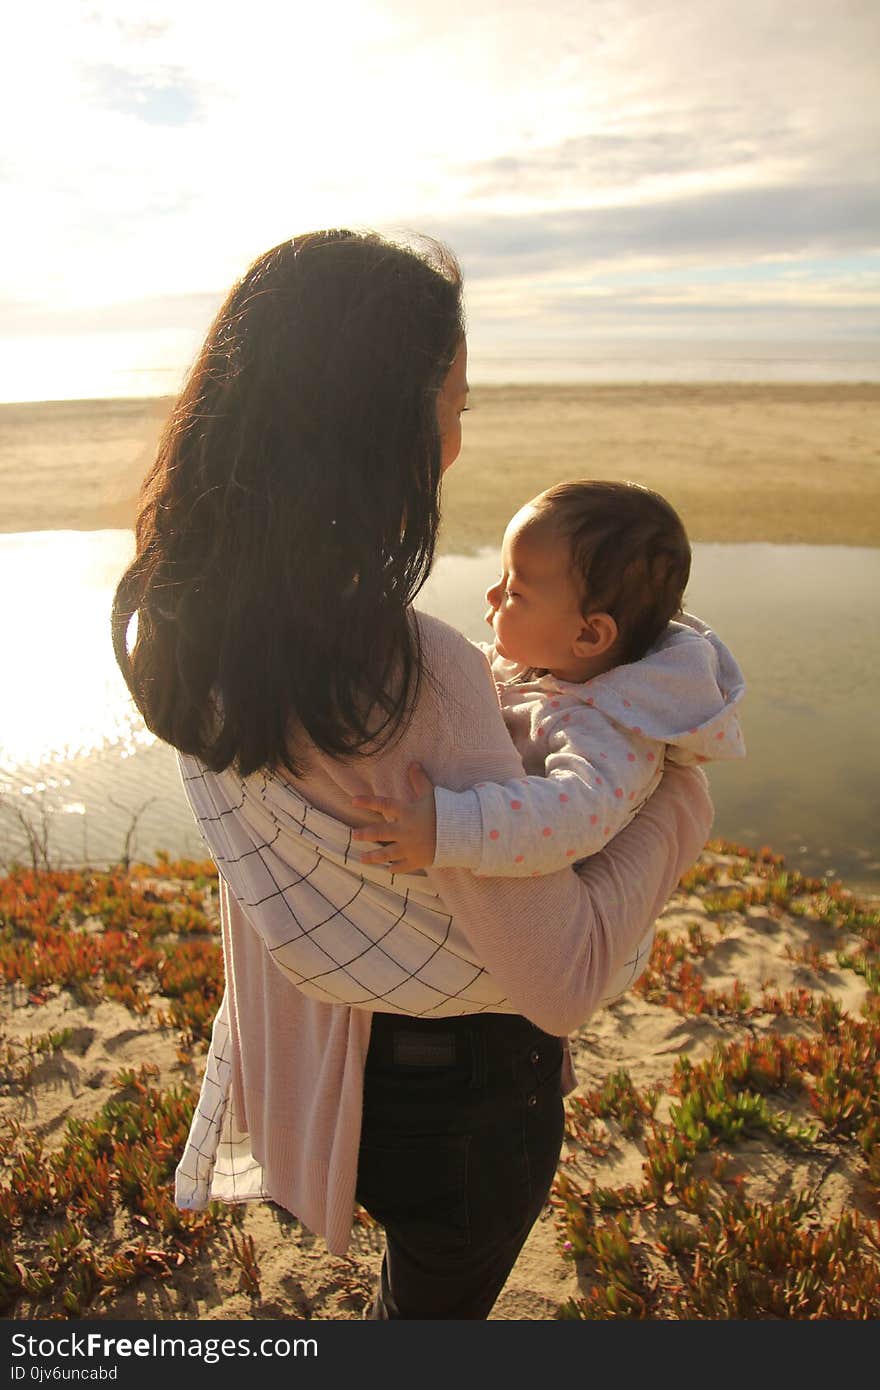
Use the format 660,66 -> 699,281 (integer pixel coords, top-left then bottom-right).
413,609 -> 492,677
411,608 -> 505,737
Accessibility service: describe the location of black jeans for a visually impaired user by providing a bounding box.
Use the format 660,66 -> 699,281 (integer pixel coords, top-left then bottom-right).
355,1012 -> 565,1320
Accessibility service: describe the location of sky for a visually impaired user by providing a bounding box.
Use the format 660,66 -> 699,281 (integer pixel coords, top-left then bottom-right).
2,0 -> 879,401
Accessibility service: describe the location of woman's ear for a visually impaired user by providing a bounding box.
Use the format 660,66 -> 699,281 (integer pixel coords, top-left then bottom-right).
573,611 -> 618,659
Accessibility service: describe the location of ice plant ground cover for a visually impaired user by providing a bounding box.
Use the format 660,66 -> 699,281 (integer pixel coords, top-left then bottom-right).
555,850 -> 880,1318
0,843 -> 877,1319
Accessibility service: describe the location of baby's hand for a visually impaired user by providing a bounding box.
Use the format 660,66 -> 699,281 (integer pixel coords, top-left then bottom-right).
351,763 -> 437,873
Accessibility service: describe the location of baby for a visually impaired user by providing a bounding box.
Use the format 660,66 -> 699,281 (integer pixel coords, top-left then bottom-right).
353,479 -> 745,892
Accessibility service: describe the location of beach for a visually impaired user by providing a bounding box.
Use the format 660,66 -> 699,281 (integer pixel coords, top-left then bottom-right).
1,383 -> 878,1323
439,382 -> 880,552
1,384 -> 878,548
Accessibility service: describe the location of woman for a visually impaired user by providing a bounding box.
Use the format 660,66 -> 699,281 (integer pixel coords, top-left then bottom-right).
112,230 -> 712,1319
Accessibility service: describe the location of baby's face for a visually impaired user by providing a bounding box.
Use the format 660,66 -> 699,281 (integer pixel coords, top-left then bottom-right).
484,506 -> 588,679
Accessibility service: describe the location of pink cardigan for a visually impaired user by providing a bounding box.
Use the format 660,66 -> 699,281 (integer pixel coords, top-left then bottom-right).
175,613 -> 713,1254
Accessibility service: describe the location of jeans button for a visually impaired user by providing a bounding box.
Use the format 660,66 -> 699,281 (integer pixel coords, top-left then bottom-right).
530,1050 -> 541,1064
527,1094 -> 537,1107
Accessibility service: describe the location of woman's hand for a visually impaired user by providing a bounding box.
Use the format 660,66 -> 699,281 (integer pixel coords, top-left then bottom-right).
351,762 -> 438,872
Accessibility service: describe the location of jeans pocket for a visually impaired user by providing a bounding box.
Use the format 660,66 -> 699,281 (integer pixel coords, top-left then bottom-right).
356,1131 -> 472,1253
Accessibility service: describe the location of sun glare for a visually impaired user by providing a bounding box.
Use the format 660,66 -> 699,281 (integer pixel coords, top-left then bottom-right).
0,531 -> 147,767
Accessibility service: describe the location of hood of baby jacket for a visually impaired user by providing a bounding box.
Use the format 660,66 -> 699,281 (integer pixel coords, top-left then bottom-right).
578,611 -> 745,759
492,611 -> 745,761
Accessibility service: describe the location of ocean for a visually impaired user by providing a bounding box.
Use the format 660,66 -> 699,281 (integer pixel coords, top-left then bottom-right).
0,337 -> 878,406
469,338 -> 880,386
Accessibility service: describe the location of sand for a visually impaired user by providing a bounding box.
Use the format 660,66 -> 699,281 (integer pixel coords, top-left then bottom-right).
438,383 -> 880,552
2,846 -> 876,1322
1,384 -> 878,548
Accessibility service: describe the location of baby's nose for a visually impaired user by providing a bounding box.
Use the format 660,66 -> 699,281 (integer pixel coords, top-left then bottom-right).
486,580 -> 502,608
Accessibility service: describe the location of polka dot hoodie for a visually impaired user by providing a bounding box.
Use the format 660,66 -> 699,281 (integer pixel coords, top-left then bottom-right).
433,611 -> 745,877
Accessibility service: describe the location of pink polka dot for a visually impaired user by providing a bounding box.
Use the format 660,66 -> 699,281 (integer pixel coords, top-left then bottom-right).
596,776 -> 603,785
559,793 -> 569,803
532,871 -> 540,878
476,783 -> 486,788
689,728 -> 698,735
515,854 -> 524,864
647,753 -> 656,762
542,826 -> 553,837
627,753 -> 636,761
629,791 -> 635,800
633,726 -> 642,735
590,814 -> 598,825
511,799 -> 522,810
489,829 -> 500,840
614,787 -> 623,798
566,849 -> 575,858
715,731 -> 725,740
604,825 -> 610,835
550,699 -> 560,708
585,698 -> 594,707
562,713 -> 571,723
600,752 -> 607,759
537,726 -> 546,737
623,698 -> 631,707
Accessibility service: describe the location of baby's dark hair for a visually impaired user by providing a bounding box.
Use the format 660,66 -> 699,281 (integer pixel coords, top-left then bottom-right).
534,480 -> 691,663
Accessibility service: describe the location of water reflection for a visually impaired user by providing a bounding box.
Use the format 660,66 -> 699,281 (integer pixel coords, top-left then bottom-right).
1,532 -> 878,895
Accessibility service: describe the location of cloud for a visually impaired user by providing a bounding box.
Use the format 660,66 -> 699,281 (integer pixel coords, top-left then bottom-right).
430,182 -> 880,281
83,64 -> 200,126
461,124 -> 774,192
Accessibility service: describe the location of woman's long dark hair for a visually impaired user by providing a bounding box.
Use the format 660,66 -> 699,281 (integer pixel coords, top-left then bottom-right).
112,230 -> 464,777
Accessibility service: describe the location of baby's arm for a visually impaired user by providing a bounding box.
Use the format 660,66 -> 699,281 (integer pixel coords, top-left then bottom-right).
353,712 -> 665,877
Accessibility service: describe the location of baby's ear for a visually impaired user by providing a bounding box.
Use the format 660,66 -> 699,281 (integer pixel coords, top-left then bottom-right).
573,611 -> 618,658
